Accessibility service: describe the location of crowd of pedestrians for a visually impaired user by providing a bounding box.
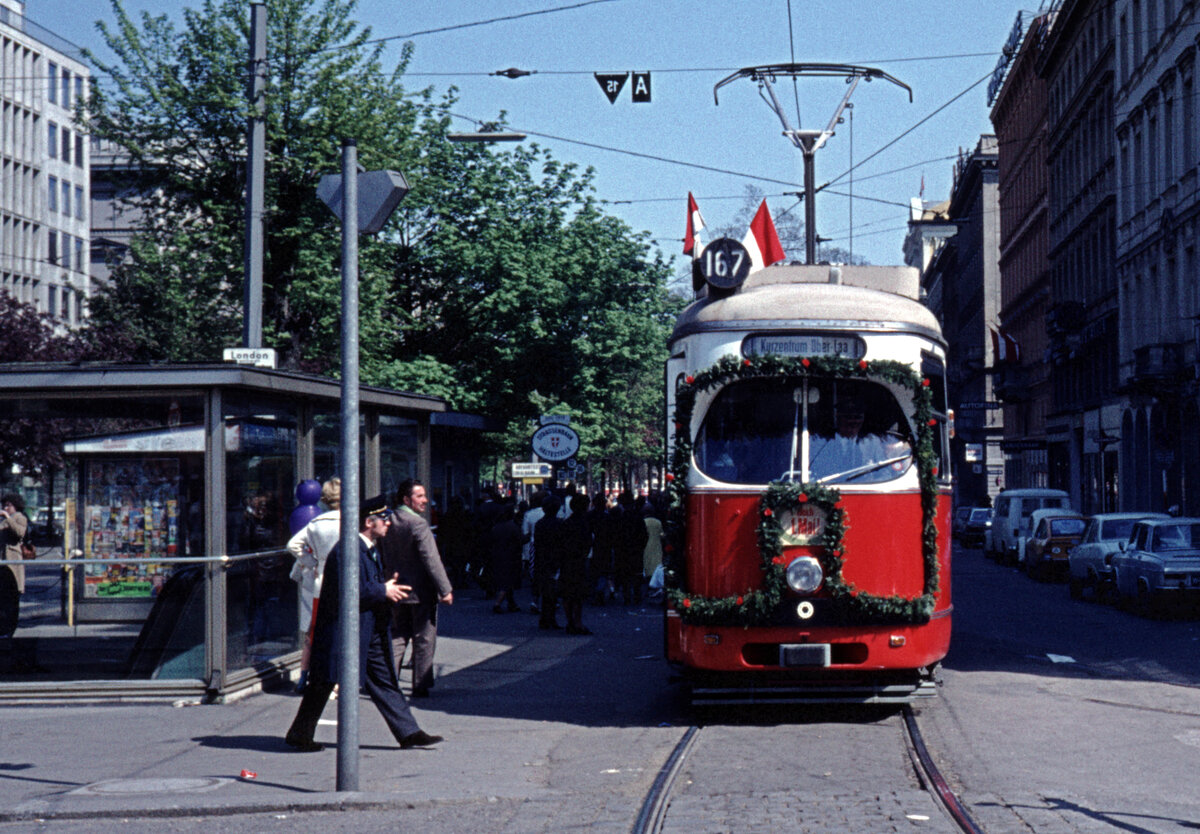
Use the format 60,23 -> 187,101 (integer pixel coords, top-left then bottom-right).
282,477 -> 665,753
462,485 -> 667,629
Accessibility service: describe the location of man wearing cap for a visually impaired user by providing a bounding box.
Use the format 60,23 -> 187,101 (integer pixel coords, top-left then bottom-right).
379,479 -> 453,698
285,494 -> 443,752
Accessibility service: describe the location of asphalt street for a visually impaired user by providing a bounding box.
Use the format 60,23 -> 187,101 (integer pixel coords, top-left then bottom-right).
2,543 -> 1200,832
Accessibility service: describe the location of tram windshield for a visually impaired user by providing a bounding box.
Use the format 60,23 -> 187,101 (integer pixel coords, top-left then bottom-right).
694,378 -> 914,485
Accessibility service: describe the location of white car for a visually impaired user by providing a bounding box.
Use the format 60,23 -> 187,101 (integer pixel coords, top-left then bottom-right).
1112,518 -> 1200,615
1068,512 -> 1169,601
988,488 -> 1071,564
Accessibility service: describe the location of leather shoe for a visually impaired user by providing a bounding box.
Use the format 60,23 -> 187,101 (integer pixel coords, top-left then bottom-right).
400,730 -> 443,749
285,732 -> 324,752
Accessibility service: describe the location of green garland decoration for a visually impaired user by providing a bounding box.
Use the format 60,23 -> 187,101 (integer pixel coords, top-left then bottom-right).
664,354 -> 941,626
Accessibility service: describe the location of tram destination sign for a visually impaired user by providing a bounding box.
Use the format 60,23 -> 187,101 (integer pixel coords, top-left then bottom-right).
742,332 -> 866,360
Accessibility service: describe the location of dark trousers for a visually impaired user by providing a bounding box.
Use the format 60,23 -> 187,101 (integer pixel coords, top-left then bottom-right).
287,626 -> 420,745
537,576 -> 558,626
0,569 -> 18,638
392,601 -> 438,693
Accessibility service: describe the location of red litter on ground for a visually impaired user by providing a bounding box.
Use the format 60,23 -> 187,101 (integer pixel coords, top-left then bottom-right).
240,769 -> 258,779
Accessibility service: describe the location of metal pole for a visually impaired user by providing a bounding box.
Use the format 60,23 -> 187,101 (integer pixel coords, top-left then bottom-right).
336,138 -> 360,792
242,2 -> 266,348
803,144 -> 817,265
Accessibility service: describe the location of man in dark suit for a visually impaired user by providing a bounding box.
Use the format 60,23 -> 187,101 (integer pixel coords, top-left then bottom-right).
379,479 -> 454,698
285,494 -> 442,752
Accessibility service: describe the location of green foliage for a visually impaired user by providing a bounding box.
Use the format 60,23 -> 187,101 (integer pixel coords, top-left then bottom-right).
78,0 -> 678,473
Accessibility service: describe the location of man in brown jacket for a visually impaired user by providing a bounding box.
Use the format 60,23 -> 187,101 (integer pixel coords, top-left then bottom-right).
379,479 -> 453,697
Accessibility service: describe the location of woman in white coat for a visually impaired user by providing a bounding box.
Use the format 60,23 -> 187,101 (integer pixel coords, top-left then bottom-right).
287,478 -> 341,691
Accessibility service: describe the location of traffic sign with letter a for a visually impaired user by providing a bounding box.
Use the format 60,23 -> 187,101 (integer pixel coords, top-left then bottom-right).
595,72 -> 629,104
632,72 -> 651,102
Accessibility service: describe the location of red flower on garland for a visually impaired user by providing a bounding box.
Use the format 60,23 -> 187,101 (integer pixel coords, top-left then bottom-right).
801,358 -> 811,367
743,359 -> 752,367
858,359 -> 868,370
932,466 -> 939,476
685,375 -> 695,384
797,493 -> 808,503
928,418 -> 937,426
736,596 -> 744,605
763,507 -> 773,517
665,472 -> 675,482
682,598 -> 692,608
922,378 -> 931,387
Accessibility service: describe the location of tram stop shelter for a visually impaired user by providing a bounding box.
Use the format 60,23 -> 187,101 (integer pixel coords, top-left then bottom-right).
0,363 -> 480,703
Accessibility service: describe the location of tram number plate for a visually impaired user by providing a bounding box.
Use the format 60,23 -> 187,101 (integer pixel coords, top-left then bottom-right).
779,643 -> 831,667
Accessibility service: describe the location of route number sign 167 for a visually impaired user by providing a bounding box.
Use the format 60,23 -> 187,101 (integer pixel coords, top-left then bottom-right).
699,237 -> 751,289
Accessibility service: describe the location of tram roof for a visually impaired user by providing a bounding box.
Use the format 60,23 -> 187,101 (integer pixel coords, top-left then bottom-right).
670,264 -> 942,345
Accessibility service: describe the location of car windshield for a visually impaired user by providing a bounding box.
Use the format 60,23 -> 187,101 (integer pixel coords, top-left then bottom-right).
694,378 -> 913,486
1151,523 -> 1200,552
969,509 -> 991,522
1100,518 -> 1138,541
1048,518 -> 1085,537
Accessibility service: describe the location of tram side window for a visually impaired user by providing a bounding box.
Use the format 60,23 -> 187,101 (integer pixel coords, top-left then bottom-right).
695,378 -> 914,486
921,353 -> 950,481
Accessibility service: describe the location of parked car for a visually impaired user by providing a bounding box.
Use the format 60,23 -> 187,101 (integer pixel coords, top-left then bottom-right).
987,488 -> 1072,564
1021,510 -> 1086,580
1068,512 -> 1170,601
961,507 -> 992,548
952,505 -> 974,540
1111,517 -> 1200,615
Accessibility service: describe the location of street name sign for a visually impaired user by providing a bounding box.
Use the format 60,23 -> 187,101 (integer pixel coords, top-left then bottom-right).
223,347 -> 276,368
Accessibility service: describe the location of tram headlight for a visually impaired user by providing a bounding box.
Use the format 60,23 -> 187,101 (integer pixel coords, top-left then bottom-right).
785,556 -> 823,594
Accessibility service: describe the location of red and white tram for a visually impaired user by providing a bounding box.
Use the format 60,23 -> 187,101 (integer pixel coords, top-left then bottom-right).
663,263 -> 952,704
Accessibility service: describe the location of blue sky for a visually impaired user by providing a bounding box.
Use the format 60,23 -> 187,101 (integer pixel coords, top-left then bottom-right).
28,0 -> 1035,269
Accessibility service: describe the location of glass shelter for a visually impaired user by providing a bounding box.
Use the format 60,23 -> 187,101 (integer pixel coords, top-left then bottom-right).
0,363 -> 447,702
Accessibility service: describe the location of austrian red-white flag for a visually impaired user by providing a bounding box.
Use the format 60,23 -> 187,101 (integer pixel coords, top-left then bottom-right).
742,199 -> 786,273
684,192 -> 706,256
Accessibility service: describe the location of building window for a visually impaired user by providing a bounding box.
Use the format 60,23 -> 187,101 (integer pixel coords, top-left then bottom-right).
75,133 -> 84,167
49,285 -> 57,317
61,180 -> 70,217
48,175 -> 58,212
47,230 -> 57,265
74,236 -> 83,272
48,122 -> 57,158
48,63 -> 57,105
61,70 -> 71,110
74,185 -> 84,220
74,75 -> 83,106
61,127 -> 70,162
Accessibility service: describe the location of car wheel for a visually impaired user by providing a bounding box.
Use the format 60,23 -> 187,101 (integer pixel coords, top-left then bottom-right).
1068,575 -> 1084,600
1135,580 -> 1155,618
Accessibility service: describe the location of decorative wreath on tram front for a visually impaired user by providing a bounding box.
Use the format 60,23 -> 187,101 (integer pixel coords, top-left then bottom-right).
663,354 -> 941,627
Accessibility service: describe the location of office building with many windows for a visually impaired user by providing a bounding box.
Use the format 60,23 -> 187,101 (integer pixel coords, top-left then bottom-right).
0,0 -> 89,326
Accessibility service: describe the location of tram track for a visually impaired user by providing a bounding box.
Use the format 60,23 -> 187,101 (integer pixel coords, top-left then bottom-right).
632,707 -> 986,834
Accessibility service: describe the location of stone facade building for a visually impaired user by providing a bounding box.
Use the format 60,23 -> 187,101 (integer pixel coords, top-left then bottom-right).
1113,0 -> 1200,514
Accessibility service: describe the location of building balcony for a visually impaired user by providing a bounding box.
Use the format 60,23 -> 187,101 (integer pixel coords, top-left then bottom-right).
993,363 -> 1034,402
1123,342 -> 1187,393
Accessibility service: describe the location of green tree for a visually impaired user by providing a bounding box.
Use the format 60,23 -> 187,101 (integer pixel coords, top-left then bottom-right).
79,0 -> 679,477
83,0 -> 427,367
